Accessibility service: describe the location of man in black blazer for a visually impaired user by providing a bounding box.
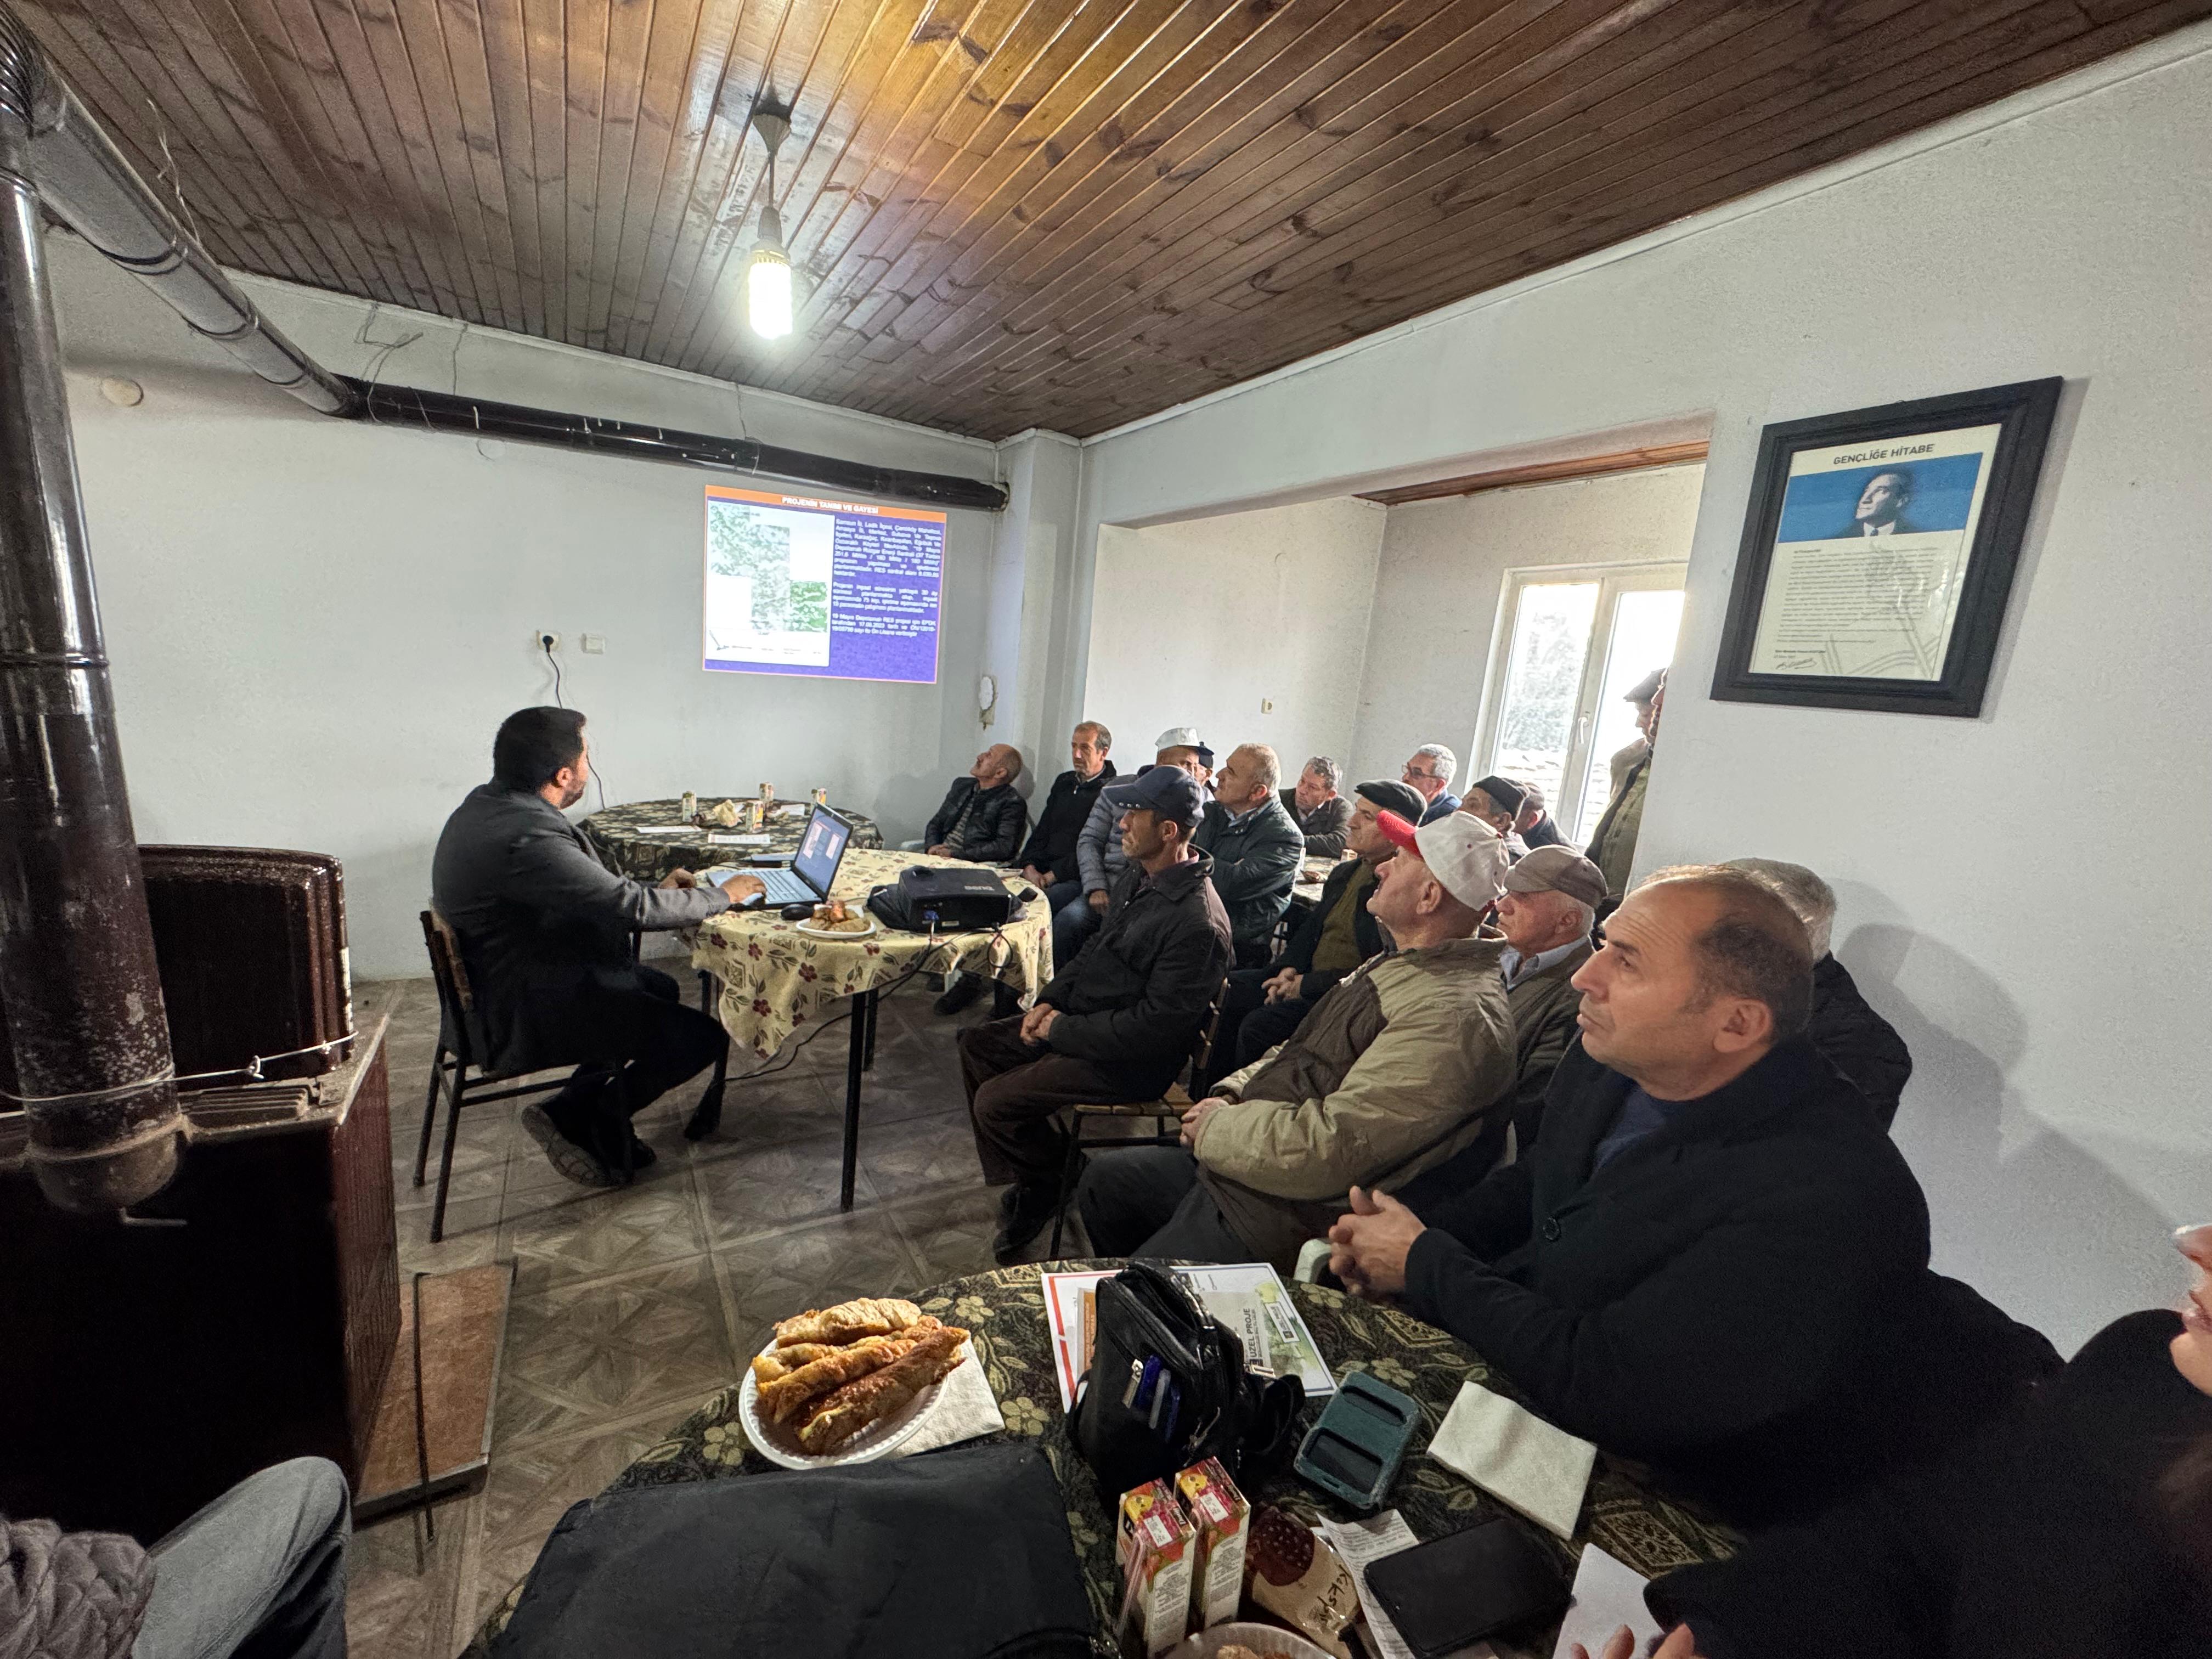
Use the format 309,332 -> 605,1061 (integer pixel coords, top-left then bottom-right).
1329,866 -> 2052,1526
432,708 -> 758,1187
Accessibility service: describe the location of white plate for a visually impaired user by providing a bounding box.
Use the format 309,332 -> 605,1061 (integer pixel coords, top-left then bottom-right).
736,1336 -> 963,1470
794,914 -> 879,940
1167,1622 -> 1334,1659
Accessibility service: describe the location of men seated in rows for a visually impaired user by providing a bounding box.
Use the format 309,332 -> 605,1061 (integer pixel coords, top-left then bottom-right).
924,743 -> 1026,863
1724,856 -> 1914,1130
1191,743 -> 1304,969
1200,779 -> 1424,1092
1401,743 -> 1462,823
1079,812 -> 1514,1271
1328,866 -> 2054,1527
432,708 -> 751,1186
1056,726 -> 1214,966
1589,672 -> 1662,899
1515,780 -> 1567,849
961,766 -> 1231,1263
1460,774 -> 1532,862
1280,755 -> 1353,854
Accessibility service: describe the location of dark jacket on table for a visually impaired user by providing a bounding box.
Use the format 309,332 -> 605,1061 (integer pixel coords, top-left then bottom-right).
1267,853 -> 1391,1005
1809,954 -> 1913,1130
1403,1037 -> 2058,1526
1278,788 -> 1355,856
432,783 -> 729,1074
1651,1309 -> 2212,1659
1016,763 -> 1116,881
923,777 -> 1027,863
1037,854 -> 1232,1093
1519,813 -> 1566,850
1503,940 -> 1592,1152
1191,794 -> 1304,964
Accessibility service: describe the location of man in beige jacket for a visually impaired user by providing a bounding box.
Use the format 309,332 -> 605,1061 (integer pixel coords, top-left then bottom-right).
1075,810 -> 1515,1272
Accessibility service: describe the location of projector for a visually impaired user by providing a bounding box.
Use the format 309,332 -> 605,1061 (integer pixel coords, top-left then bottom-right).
868,865 -> 1018,933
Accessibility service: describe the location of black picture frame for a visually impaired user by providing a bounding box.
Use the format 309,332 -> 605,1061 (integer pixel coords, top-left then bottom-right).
1709,376 -> 2062,718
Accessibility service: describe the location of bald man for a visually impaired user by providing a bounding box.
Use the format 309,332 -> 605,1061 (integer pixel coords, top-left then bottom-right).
924,744 -> 1028,864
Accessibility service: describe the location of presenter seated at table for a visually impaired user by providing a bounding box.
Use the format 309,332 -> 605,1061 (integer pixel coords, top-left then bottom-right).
1280,754 -> 1353,855
1327,866 -> 2059,1527
1190,743 -> 1304,969
1079,810 -> 1514,1273
1054,725 -> 1214,968
1198,779 -> 1424,1094
432,707 -> 760,1187
1647,1223 -> 2212,1659
960,765 -> 1231,1263
922,743 -> 1027,863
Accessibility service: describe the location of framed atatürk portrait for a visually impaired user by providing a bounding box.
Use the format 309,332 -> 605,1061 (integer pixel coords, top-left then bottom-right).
1711,377 -> 2062,717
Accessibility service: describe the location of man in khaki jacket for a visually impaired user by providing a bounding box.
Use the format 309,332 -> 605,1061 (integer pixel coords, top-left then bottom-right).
1076,811 -> 1515,1272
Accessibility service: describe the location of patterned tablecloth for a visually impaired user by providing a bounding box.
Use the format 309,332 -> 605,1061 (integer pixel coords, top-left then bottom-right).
464,1265 -> 1739,1658
691,848 -> 1053,1061
580,797 -> 885,887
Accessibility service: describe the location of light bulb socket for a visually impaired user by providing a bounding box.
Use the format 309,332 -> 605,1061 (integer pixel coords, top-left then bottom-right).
754,203 -> 785,256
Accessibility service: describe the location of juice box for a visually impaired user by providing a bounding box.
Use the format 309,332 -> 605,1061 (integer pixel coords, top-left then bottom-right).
1116,1479 -> 1194,1657
1173,1457 -> 1250,1629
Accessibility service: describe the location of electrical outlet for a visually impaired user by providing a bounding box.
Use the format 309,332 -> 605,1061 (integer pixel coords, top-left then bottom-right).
537,630 -> 561,653
580,633 -> 606,654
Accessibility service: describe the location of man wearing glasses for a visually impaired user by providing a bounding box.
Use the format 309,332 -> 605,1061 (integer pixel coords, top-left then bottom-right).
1401,744 -> 1462,826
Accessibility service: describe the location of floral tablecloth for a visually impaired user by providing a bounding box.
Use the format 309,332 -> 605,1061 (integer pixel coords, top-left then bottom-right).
691,848 -> 1053,1060
581,797 -> 884,887
464,1265 -> 1739,1658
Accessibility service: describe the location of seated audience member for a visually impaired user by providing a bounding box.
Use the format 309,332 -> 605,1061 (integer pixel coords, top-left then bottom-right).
1401,743 -> 1462,823
1202,780 -> 1425,1091
1460,774 -> 1532,861
1645,1222 -> 2212,1659
924,743 -> 1026,863
1724,856 -> 1914,1130
1055,726 -> 1214,966
1588,674 -> 1662,898
1515,780 -> 1567,849
1281,755 -> 1353,854
433,708 -> 752,1186
1192,743 -> 1304,968
1079,811 -> 1514,1271
960,766 -> 1231,1262
0,1458 -> 352,1659
1327,865 -> 2056,1526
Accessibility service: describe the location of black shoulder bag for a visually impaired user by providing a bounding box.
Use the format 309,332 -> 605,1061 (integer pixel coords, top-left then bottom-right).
1066,1262 -> 1306,1498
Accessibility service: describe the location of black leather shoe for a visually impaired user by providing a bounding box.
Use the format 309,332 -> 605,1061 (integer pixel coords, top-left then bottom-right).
933,975 -> 983,1015
991,1184 -> 1060,1265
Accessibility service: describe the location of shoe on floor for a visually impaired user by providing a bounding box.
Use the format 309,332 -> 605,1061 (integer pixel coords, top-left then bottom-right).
521,1103 -> 621,1189
990,983 -> 1023,1019
992,1182 -> 1062,1265
933,975 -> 983,1015
625,1133 -> 658,1170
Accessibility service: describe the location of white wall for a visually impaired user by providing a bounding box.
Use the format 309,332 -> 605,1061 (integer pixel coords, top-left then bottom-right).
49,241 -> 1009,977
1347,466 -> 1706,789
1083,497 -> 1385,778
1070,27 -> 2212,1350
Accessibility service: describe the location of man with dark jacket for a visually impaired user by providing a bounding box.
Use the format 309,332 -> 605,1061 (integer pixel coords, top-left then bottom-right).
1017,722 -> 1116,905
1725,857 -> 1915,1129
959,766 -> 1231,1262
1202,780 -> 1424,1090
1055,726 -> 1214,968
432,708 -> 754,1186
1191,743 -> 1304,968
1515,782 -> 1567,850
924,744 -> 1027,864
1280,755 -> 1354,855
1328,866 -> 2051,1527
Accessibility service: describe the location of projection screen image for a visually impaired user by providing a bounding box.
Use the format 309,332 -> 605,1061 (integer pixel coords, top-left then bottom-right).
702,485 -> 944,682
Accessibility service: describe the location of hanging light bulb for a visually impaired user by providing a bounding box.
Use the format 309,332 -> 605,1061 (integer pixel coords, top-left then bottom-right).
746,105 -> 794,341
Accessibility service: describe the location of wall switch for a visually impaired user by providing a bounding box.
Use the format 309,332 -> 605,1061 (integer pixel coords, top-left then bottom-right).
537,630 -> 561,652
580,633 -> 607,654
1261,697 -> 1274,713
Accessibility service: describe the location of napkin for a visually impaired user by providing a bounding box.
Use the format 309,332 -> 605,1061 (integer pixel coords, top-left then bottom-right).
1428,1380 -> 1596,1539
893,1342 -> 1005,1457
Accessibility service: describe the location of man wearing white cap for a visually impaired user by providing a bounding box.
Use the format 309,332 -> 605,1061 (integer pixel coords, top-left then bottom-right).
1076,810 -> 1516,1271
1052,726 -> 1215,966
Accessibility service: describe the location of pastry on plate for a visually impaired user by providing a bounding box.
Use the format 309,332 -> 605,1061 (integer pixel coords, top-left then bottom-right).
795,1325 -> 968,1454
774,1297 -> 924,1347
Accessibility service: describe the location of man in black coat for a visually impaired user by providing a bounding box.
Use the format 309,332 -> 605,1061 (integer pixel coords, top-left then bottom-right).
923,744 -> 1028,864
1328,867 -> 2050,1527
1199,778 -> 1424,1091
1015,721 -> 1117,913
1279,755 -> 1355,855
432,708 -> 756,1186
1514,781 -> 1567,850
959,766 -> 1232,1262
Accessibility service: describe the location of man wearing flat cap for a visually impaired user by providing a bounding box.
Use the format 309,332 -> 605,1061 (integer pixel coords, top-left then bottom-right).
1053,724 -> 1215,969
1079,810 -> 1516,1271
1460,774 -> 1533,862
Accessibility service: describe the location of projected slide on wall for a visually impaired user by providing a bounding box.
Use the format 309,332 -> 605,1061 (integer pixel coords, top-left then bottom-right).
702,485 -> 944,683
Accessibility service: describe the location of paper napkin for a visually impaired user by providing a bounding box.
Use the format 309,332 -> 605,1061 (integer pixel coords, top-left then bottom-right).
894,1344 -> 1005,1457
1428,1380 -> 1596,1539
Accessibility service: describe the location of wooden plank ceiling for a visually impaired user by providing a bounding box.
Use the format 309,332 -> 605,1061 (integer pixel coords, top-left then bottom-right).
22,0 -> 2205,440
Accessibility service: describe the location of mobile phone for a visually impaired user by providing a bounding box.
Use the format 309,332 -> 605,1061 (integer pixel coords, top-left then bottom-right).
1363,1516 -> 1570,1658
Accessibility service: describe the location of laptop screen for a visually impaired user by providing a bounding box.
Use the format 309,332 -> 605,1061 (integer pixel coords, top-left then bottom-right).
793,806 -> 854,896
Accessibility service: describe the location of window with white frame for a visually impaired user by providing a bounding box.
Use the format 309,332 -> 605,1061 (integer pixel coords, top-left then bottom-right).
1473,565 -> 1687,845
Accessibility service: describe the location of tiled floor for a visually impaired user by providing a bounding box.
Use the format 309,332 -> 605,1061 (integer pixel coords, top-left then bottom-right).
346,972 -> 1053,1658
